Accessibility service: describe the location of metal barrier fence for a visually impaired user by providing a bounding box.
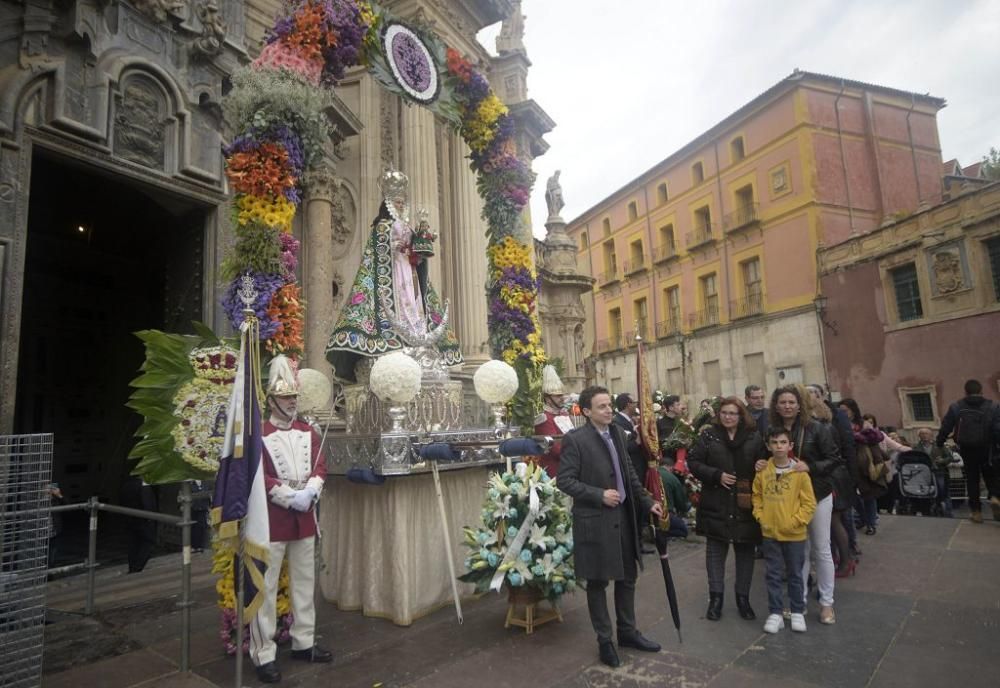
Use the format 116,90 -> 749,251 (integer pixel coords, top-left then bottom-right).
1,433 -> 205,685
1,434 -> 54,688
41,485 -> 205,673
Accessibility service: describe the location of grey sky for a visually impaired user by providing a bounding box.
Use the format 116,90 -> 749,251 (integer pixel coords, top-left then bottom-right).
478,1 -> 1000,238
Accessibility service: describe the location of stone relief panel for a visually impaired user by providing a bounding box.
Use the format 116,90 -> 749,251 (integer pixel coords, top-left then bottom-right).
926,241 -> 971,297
331,184 -> 358,256
113,74 -> 169,170
190,101 -> 222,178
132,0 -> 186,24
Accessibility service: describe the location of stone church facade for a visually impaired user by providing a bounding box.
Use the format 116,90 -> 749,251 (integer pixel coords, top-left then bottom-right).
0,0 -> 588,497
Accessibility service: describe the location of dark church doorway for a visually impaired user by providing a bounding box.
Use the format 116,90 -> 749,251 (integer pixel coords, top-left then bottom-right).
14,150 -> 208,524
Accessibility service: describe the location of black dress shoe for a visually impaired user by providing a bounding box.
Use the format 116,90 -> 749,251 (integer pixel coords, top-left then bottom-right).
735,594 -> 756,620
290,646 -> 333,663
618,631 -> 661,652
598,641 -> 621,668
255,662 -> 281,683
706,592 -> 723,621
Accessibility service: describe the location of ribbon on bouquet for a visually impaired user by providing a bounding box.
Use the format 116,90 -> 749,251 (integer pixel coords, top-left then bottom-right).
489,463 -> 541,592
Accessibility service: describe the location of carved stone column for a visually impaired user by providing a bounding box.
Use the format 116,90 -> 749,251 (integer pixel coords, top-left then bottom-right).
303,165 -> 338,379
450,135 -> 490,362
400,104 -> 442,290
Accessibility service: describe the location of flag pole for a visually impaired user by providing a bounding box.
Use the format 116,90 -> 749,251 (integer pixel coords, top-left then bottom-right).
235,518 -> 246,688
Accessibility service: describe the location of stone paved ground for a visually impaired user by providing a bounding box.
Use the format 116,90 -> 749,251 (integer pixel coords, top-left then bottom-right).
40,512 -> 1000,688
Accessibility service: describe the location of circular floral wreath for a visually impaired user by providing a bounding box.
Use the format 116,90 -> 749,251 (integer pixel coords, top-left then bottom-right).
382,22 -> 440,103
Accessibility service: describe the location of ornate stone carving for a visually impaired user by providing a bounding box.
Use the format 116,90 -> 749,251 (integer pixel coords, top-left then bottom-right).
497,1 -> 526,54
932,250 -> 964,293
331,185 -> 356,248
114,79 -> 166,169
132,0 -> 186,24
305,165 -> 338,201
379,93 -> 396,168
193,0 -> 228,57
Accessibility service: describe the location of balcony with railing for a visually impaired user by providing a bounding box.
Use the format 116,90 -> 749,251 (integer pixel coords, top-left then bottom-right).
623,255 -> 648,276
725,203 -> 760,233
623,320 -> 649,346
688,304 -> 720,330
730,291 -> 765,320
596,333 -> 626,353
597,266 -> 620,286
685,222 -> 715,250
655,316 -> 682,339
653,241 -> 679,263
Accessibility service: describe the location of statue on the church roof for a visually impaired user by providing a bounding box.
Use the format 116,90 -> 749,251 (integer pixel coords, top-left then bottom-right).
545,170 -> 564,221
325,168 -> 462,383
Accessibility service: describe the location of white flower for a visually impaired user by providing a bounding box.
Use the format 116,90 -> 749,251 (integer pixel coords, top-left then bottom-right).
528,523 -> 549,551
369,351 -> 422,403
473,360 -> 519,403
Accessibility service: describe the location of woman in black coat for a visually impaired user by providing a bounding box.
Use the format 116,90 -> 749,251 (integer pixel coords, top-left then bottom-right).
688,397 -> 765,622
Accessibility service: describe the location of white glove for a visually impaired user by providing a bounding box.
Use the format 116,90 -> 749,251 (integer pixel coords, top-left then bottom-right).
288,487 -> 317,512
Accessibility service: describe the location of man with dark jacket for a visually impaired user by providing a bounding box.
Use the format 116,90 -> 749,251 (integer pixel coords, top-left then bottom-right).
559,386 -> 664,669
937,379 -> 1000,523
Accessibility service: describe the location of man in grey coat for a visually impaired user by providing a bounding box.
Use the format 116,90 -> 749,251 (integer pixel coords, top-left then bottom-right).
559,385 -> 664,668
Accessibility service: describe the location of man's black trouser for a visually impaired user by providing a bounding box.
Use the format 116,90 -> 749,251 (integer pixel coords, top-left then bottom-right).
586,504 -> 638,643
962,446 -> 999,511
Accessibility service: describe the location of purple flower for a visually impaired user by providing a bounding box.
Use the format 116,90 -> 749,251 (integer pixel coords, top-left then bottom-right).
221,272 -> 285,339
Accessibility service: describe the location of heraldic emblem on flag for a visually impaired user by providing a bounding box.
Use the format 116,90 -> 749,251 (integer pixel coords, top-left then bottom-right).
211,275 -> 271,622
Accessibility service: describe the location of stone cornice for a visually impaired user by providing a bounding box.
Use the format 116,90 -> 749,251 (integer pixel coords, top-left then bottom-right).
819,182 -> 1000,275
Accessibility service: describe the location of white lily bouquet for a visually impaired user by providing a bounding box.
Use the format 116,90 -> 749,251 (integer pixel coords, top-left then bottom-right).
459,462 -> 576,601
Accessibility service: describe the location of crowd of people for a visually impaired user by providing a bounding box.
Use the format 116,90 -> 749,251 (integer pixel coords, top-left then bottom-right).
547,374 -> 999,666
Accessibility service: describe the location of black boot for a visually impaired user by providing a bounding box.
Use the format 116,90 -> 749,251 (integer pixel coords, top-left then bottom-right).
706,593 -> 723,621
735,594 -> 756,620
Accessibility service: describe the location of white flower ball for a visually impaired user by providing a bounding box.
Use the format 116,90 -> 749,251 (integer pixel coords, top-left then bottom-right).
369,351 -> 422,403
297,368 -> 332,413
473,360 -> 519,403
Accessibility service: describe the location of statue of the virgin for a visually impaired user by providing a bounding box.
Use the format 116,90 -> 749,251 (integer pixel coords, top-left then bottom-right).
325,168 -> 463,382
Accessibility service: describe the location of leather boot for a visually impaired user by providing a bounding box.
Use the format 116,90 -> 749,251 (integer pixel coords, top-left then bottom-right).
736,594 -> 756,620
706,592 -> 723,621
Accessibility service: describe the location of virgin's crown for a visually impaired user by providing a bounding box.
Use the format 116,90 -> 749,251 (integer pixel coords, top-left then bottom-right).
378,167 -> 409,200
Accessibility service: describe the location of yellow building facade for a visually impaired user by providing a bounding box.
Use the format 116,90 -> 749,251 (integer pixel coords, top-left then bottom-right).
568,72 -> 945,400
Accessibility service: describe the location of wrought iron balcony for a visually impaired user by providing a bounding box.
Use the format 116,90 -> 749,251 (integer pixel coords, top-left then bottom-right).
653,242 -> 678,263
686,223 -> 715,250
596,333 -> 626,353
730,291 -> 765,319
623,256 -> 648,275
725,203 -> 760,232
655,316 -> 682,338
688,304 -> 720,330
597,267 -> 620,286
623,321 -> 649,345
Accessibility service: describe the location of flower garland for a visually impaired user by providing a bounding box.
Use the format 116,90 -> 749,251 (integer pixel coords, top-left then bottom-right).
212,540 -> 294,655
217,1 -> 546,429
458,463 -> 575,601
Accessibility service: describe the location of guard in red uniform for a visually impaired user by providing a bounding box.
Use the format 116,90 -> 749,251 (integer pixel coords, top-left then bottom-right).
533,365 -> 575,479
250,356 -> 332,683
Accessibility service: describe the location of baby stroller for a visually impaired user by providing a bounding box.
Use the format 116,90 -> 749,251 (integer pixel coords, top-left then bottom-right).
896,450 -> 937,515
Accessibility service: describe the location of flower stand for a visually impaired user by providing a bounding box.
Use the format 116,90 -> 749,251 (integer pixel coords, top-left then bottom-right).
505,586 -> 562,635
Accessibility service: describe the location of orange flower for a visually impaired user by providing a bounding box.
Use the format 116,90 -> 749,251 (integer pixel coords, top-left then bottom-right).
266,283 -> 304,357
225,142 -> 296,202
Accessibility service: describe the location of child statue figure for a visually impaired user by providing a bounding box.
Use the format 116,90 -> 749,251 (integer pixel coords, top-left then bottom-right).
326,167 -> 463,383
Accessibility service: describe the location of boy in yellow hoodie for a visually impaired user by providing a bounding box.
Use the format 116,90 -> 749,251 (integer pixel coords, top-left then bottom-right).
752,427 -> 817,634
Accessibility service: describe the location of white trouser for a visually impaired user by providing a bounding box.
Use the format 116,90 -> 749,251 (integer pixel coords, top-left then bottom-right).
801,493 -> 835,608
249,537 -> 316,666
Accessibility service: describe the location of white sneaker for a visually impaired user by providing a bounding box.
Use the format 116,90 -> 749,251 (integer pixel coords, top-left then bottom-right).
763,614 -> 784,634
790,613 -> 807,632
